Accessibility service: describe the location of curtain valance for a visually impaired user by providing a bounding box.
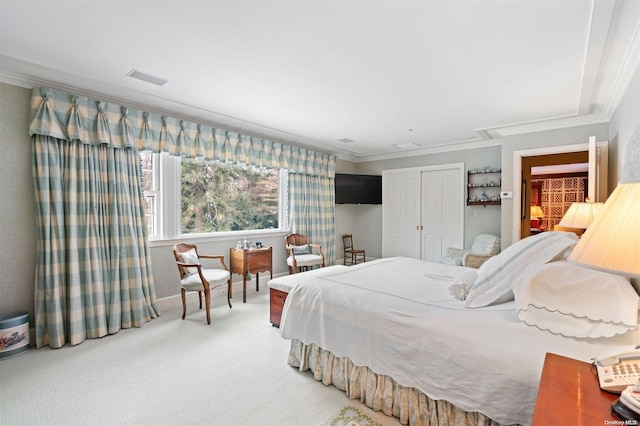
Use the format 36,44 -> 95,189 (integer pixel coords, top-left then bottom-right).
29,87 -> 336,178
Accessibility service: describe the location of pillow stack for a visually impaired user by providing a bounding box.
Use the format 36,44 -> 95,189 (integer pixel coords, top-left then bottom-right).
449,231 -> 639,338
463,231 -> 578,308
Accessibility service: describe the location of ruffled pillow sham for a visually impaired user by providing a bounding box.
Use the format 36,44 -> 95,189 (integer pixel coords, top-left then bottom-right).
513,261 -> 638,338
464,231 -> 579,308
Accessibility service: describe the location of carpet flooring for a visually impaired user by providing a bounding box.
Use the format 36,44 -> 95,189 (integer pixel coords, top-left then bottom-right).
0,288 -> 400,426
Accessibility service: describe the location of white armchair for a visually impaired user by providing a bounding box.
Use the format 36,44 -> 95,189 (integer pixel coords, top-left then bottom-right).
439,234 -> 501,268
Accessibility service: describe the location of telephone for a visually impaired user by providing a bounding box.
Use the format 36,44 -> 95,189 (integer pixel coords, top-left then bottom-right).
593,345 -> 640,393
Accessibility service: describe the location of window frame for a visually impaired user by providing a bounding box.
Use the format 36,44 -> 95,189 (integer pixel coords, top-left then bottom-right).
145,153 -> 289,246
140,151 -> 161,240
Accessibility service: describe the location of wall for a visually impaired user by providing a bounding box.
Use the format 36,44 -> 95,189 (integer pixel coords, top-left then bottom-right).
354,144 -> 503,251
609,64 -> 640,189
0,83 -> 35,317
334,159 -> 383,261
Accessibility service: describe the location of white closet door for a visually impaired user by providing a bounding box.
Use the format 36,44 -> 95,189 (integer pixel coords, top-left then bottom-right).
382,164 -> 464,260
382,170 -> 421,258
421,167 -> 464,261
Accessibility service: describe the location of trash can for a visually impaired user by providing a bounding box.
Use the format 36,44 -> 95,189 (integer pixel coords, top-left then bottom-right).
0,311 -> 30,359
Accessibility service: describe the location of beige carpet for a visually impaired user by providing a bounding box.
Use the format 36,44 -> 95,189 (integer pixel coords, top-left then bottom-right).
0,289 -> 400,426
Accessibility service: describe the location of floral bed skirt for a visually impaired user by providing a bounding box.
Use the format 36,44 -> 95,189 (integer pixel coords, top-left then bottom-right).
288,339 -> 510,426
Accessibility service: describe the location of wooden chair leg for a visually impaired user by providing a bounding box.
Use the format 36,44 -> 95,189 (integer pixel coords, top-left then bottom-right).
198,291 -> 203,309
181,288 -> 186,320
205,289 -> 211,325
227,279 -> 233,308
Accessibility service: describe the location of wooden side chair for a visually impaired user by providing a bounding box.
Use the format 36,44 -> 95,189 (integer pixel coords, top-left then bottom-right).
342,234 -> 365,265
172,243 -> 232,324
285,233 -> 325,274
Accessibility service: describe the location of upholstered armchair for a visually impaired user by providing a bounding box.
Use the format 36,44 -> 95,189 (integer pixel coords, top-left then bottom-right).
285,233 -> 325,274
172,243 -> 232,324
439,234 -> 501,268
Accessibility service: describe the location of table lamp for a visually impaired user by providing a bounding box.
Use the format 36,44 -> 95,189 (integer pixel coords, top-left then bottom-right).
530,205 -> 544,229
569,128 -> 640,421
558,199 -> 604,230
569,127 -> 640,279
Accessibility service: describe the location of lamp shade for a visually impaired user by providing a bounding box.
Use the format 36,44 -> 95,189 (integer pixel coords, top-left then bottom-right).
569,127 -> 640,278
558,201 -> 604,229
530,205 -> 544,219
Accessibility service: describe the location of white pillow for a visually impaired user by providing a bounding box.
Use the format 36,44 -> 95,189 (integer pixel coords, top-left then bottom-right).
513,261 -> 638,338
464,232 -> 579,308
178,248 -> 200,277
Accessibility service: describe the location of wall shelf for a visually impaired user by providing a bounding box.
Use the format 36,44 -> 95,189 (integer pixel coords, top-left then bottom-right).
467,168 -> 501,206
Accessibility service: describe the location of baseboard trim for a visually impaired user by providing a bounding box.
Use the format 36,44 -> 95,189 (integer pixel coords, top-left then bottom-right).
156,272 -> 290,311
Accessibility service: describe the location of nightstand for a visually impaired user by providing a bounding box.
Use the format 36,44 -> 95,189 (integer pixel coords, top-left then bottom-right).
532,352 -> 618,425
230,247 -> 273,303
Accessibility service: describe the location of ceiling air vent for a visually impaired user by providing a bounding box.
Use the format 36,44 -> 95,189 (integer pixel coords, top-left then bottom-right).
126,69 -> 169,87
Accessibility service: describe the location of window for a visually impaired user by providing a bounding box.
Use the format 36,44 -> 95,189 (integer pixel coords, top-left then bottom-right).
140,151 -> 159,239
139,152 -> 286,240
181,160 -> 280,234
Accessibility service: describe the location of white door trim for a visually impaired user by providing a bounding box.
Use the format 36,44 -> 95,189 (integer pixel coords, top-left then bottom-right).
512,143 -> 588,243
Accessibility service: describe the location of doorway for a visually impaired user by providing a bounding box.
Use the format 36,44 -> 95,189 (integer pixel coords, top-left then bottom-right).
512,138 -> 608,242
521,152 -> 588,238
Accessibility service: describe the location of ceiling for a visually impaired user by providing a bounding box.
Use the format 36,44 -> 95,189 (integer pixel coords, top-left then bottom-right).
1,1 -> 639,162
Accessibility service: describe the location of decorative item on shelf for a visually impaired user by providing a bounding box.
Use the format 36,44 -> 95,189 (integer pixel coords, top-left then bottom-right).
467,166 -> 502,206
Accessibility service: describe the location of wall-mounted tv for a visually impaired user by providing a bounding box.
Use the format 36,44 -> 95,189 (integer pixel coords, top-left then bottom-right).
334,173 -> 382,205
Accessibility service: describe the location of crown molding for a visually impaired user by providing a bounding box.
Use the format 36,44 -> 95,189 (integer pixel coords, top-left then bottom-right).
602,17 -> 640,120
335,138 -> 502,163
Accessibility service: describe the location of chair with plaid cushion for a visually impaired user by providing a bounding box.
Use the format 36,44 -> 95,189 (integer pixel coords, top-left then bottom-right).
285,233 -> 325,274
172,243 -> 232,324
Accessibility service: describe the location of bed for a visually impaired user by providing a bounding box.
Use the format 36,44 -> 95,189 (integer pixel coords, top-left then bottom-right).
277,232 -> 640,426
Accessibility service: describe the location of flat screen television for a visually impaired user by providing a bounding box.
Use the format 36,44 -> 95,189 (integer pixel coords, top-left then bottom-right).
334,173 -> 382,204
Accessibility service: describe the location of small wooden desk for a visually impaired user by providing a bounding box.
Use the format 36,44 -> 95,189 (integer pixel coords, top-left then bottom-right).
532,352 -> 619,425
230,247 -> 272,303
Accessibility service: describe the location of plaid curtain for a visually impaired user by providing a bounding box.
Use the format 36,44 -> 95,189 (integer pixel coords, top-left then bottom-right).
288,172 -> 336,265
29,87 -> 336,178
32,135 -> 159,348
28,86 -> 336,348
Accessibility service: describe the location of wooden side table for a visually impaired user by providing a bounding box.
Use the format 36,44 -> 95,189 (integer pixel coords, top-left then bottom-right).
532,352 -> 619,425
230,247 -> 273,303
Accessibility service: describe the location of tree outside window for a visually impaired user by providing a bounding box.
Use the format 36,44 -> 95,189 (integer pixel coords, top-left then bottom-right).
181,160 -> 279,233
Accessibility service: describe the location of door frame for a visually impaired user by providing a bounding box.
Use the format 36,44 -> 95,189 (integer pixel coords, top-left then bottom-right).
513,143 -> 588,242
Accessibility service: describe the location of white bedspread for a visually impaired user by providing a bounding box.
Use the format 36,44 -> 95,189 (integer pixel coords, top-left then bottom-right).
279,257 -> 640,425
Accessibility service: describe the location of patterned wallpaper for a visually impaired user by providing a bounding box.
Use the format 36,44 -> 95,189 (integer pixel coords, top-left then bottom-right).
533,176 -> 587,230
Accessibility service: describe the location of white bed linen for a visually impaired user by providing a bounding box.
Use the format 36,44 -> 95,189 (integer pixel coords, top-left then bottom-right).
279,257 -> 640,425
267,265 -> 349,293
